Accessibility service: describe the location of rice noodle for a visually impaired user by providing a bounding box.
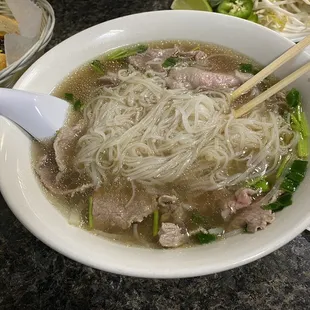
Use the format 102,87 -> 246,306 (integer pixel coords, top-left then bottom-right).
75,67 -> 297,191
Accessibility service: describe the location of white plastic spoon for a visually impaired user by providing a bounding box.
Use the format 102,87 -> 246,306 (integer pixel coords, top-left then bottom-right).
0,88 -> 69,140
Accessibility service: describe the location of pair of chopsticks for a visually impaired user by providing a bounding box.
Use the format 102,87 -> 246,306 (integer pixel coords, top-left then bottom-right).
233,34 -> 310,118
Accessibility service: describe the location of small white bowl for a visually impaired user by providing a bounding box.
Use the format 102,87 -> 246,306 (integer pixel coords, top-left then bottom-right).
1,11 -> 310,278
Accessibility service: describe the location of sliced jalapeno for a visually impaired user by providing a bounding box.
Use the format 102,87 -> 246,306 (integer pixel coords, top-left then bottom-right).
217,0 -> 253,19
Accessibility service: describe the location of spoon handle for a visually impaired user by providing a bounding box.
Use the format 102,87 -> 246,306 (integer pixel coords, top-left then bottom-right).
0,88 -> 68,140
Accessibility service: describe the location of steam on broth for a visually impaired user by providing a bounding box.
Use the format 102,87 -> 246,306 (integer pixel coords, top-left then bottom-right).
32,40 -> 308,248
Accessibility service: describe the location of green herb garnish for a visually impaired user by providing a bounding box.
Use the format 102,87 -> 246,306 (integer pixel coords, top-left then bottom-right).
239,63 -> 259,74
239,63 -> 253,73
286,88 -> 309,158
162,57 -> 179,68
300,112 -> 309,138
286,88 -> 300,108
247,176 -> 270,192
196,232 -> 217,244
266,160 -> 308,211
280,178 -> 299,193
64,93 -> 84,112
152,210 -> 159,237
253,179 -> 270,192
264,192 -> 293,212
88,196 -> 93,229
276,154 -> 291,179
73,99 -> 83,111
298,135 -> 308,158
106,44 -> 148,61
191,211 -> 207,226
90,59 -> 105,74
280,160 -> 308,193
64,92 -> 74,102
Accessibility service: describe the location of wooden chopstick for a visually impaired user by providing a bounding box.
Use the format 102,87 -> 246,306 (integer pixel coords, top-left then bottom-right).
231,34 -> 310,102
233,62 -> 310,118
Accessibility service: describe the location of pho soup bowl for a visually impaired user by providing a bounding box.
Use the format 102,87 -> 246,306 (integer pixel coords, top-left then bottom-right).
1,11 -> 310,278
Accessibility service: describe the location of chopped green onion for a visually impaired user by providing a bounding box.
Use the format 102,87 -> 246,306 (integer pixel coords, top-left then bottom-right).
239,63 -> 259,74
264,193 -> 293,212
295,104 -> 302,123
106,44 -> 148,61
267,160 -> 308,212
246,177 -> 270,192
196,232 -> 217,244
264,202 -> 281,211
246,176 -> 264,186
246,176 -> 269,192
290,114 -> 302,132
280,160 -> 308,192
88,196 -> 93,229
192,45 -> 200,51
290,160 -> 308,173
253,179 -> 270,192
191,211 -> 207,226
286,88 -> 300,108
264,203 -> 286,212
287,169 -> 305,183
239,63 -> 253,73
297,135 -> 308,158
277,192 -> 293,207
73,99 -> 83,111
300,112 -> 309,138
152,210 -> 159,237
276,154 -> 291,179
64,93 -> 74,102
64,93 -> 84,112
280,177 -> 299,193
162,57 -> 179,68
90,59 -> 105,74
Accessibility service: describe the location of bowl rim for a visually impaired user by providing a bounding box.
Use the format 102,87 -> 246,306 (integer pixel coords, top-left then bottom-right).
2,10 -> 310,278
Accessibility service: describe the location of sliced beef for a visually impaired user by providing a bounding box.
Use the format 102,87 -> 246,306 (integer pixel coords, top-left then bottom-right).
158,222 -> 188,248
34,154 -> 93,197
235,188 -> 257,205
92,182 -> 156,231
128,47 -> 178,72
166,67 -> 245,90
53,119 -> 85,172
158,195 -> 188,225
227,206 -> 275,233
221,188 -> 257,220
178,50 -> 210,67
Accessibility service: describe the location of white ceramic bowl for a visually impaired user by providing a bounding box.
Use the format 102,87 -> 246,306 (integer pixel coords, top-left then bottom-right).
1,11 -> 310,279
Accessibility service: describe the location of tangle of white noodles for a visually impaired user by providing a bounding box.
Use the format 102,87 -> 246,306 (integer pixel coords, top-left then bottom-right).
75,67 -> 298,191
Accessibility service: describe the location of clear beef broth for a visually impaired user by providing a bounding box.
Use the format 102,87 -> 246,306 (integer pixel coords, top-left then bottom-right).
32,40 -> 289,249
52,40 -> 256,102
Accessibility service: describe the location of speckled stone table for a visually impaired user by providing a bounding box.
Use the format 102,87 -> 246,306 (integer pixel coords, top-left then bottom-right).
1,1 -> 310,309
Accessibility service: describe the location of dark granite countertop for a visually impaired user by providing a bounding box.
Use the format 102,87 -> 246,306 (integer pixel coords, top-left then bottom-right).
1,0 -> 310,309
